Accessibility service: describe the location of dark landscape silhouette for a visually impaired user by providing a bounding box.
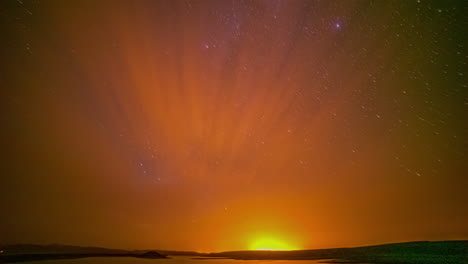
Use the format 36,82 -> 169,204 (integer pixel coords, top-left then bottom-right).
1,241 -> 466,264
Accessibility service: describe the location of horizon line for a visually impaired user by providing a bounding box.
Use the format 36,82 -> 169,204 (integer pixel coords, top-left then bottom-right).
2,239 -> 467,254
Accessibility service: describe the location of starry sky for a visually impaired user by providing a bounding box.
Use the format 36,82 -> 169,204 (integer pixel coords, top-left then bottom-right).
1,0 -> 467,252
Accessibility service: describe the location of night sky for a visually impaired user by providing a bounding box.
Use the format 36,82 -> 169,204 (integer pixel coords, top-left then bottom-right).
1,0 -> 467,252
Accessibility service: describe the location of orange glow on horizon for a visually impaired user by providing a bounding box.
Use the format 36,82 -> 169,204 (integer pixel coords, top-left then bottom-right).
249,236 -> 300,251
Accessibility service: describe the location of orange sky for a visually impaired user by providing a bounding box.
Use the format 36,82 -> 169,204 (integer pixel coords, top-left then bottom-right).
1,0 -> 467,252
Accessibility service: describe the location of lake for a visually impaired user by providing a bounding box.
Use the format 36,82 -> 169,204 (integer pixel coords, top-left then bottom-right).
18,256 -> 333,264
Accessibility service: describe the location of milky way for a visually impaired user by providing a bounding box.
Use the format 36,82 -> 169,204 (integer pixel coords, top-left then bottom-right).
1,0 -> 467,252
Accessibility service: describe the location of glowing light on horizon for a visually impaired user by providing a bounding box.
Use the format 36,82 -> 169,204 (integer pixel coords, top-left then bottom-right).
249,236 -> 298,251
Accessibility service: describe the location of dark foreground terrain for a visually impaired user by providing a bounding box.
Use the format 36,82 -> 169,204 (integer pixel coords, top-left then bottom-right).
207,240 -> 468,264
1,241 -> 466,263
0,245 -> 167,263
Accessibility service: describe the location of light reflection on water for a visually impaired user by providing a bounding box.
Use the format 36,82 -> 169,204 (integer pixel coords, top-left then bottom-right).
20,256 -> 332,264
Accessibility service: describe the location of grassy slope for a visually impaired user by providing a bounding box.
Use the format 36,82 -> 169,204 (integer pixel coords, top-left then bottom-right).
207,241 -> 468,264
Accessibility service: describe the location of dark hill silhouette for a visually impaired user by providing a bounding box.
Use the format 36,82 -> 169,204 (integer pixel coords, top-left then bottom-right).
0,244 -> 199,257
207,240 -> 468,264
0,244 -> 130,255
1,240 -> 466,263
137,250 -> 167,258
0,244 -> 168,262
